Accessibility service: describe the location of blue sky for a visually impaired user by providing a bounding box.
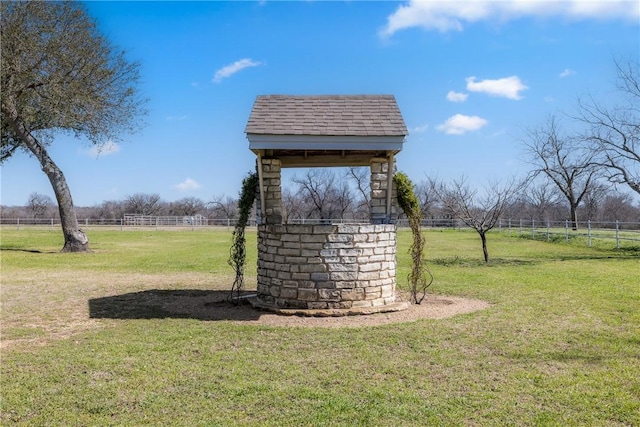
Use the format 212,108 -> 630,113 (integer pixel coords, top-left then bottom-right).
1,0 -> 639,207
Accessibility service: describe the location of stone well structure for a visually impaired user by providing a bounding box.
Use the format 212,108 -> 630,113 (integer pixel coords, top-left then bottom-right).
245,95 -> 409,315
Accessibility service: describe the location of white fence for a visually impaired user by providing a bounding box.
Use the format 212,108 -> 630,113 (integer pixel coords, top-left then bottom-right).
2,217 -> 639,249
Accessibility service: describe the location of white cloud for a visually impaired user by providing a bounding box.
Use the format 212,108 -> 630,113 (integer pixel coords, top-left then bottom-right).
413,123 -> 429,132
174,178 -> 202,191
437,114 -> 488,135
446,91 -> 468,102
380,0 -> 639,36
89,140 -> 120,157
559,68 -> 576,78
466,76 -> 528,100
213,58 -> 263,83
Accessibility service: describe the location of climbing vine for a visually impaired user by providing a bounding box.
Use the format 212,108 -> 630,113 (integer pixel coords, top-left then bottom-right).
393,171 -> 433,304
227,170 -> 258,304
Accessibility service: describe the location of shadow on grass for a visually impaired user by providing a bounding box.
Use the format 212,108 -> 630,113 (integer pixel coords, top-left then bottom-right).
89,289 -> 262,321
430,256 -> 537,267
0,247 -> 50,254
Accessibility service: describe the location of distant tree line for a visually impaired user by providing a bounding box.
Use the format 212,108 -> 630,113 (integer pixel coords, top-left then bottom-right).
2,168 -> 638,226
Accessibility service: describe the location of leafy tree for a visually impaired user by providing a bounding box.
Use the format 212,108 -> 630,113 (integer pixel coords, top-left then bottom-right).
1,1 -> 146,251
578,59 -> 640,195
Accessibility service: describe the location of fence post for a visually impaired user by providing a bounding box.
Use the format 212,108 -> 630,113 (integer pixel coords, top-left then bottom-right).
547,221 -> 550,241
616,220 -> 620,250
508,218 -> 512,235
565,220 -> 569,242
51,218 -> 54,229
587,220 -> 592,247
519,219 -> 523,236
532,219 -> 535,238
17,217 -> 20,230
120,218 -> 123,231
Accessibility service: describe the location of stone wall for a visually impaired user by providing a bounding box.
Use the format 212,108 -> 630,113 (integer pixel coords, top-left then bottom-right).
258,158 -> 283,224
256,223 -> 397,310
369,157 -> 398,224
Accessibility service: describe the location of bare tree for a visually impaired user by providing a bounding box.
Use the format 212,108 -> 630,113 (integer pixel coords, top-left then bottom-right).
292,169 -> 337,221
124,193 -> 163,216
599,192 -> 640,222
415,179 -> 440,220
26,192 -> 54,219
578,59 -> 640,195
579,182 -> 611,221
1,1 -> 146,251
431,177 -> 523,263
523,116 -> 599,230
170,197 -> 205,217
520,180 -> 563,223
209,195 -> 238,221
281,188 -> 303,223
346,167 -> 370,215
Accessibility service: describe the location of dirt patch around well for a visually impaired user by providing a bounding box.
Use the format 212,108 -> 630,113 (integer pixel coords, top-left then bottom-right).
2,269 -> 490,350
238,293 -> 491,328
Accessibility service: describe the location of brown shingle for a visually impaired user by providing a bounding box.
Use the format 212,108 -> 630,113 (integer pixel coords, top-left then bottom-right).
245,95 -> 408,137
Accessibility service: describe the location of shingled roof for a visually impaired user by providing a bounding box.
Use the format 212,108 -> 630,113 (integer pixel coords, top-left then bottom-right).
245,95 -> 408,137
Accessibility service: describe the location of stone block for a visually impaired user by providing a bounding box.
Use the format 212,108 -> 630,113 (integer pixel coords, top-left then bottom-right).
298,288 -> 318,301
359,271 -> 381,280
328,301 -> 352,309
330,271 -> 359,281
359,262 -> 382,272
340,288 -> 365,301
281,233 -> 300,242
313,225 -> 335,234
381,284 -> 394,298
278,248 -> 301,257
320,248 -> 338,257
285,256 -> 307,264
292,272 -> 311,281
335,281 -> 357,289
280,287 -> 298,299
311,272 -> 330,282
301,234 -> 327,243
337,225 -> 360,234
352,300 -> 373,308
327,234 -> 352,243
307,302 -> 329,309
282,242 -> 300,250
327,263 -> 358,272
318,289 -> 341,301
300,263 -> 327,273
277,271 -> 292,280
269,286 -> 280,297
316,281 -> 336,289
301,249 -> 321,257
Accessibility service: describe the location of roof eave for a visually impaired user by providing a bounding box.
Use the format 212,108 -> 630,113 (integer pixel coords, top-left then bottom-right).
247,134 -> 406,152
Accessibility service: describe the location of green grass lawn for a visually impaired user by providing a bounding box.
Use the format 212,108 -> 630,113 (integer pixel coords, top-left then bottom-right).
1,226 -> 639,426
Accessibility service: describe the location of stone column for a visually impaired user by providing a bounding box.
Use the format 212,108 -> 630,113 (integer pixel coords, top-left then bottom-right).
258,158 -> 283,224
370,157 -> 397,224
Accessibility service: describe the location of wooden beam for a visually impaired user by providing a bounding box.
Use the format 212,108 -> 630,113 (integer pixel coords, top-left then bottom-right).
279,154 -> 374,168
386,153 -> 394,222
256,151 -> 266,223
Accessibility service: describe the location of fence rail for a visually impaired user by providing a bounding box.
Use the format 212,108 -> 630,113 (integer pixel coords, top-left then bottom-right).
2,217 -> 639,249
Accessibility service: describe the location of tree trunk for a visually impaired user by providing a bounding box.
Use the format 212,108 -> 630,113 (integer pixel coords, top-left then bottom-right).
569,203 -> 579,231
6,112 -> 89,252
480,231 -> 489,263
